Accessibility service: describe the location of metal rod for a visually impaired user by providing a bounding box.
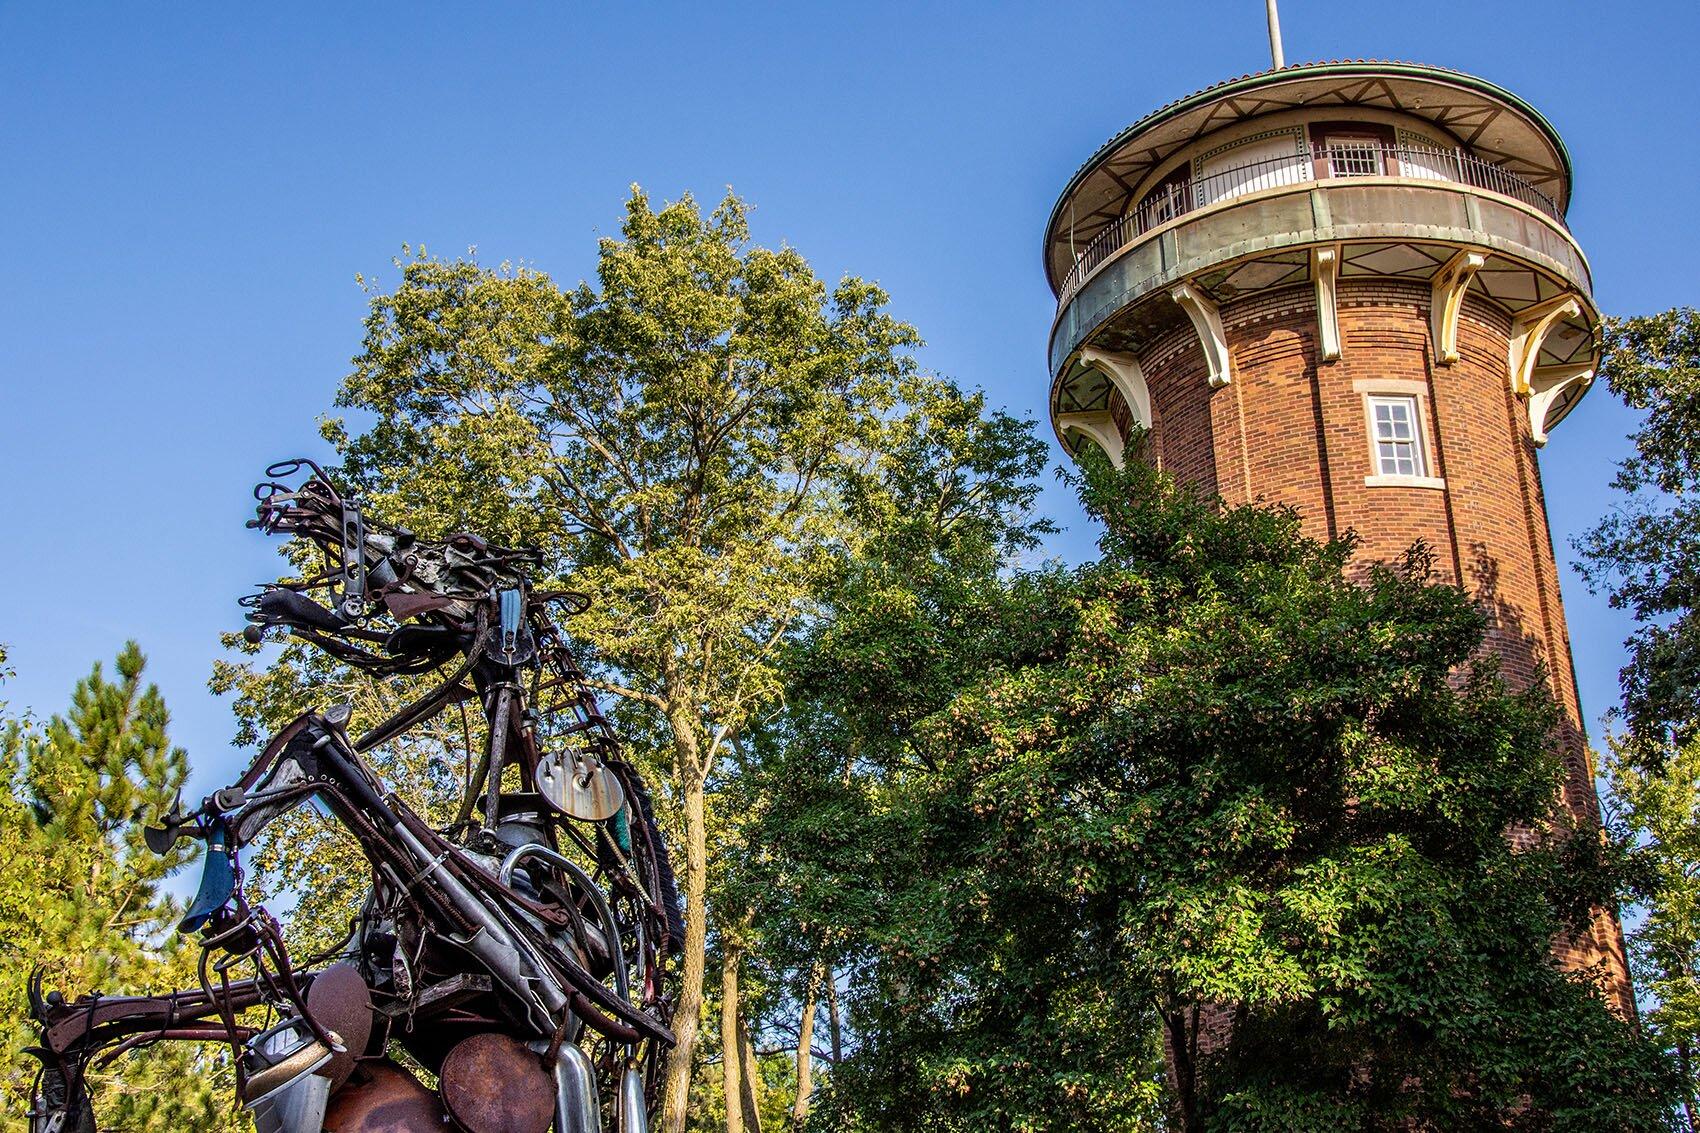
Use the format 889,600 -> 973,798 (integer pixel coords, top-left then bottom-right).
1266,0 -> 1285,70
540,1042 -> 603,1133
484,685 -> 514,830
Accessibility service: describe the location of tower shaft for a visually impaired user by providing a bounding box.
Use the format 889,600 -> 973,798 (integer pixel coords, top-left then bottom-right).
1044,61 -> 1630,1015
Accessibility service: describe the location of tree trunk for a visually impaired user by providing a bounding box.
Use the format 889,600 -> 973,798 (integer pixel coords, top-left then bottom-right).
722,938 -> 747,1133
792,964 -> 821,1124
1164,1006 -> 1201,1133
660,734 -> 711,1133
1679,1039 -> 1698,1133
739,1007 -> 763,1132
825,968 -> 842,1065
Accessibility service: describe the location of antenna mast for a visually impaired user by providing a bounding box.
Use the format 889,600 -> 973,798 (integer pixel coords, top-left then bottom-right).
1266,0 -> 1286,69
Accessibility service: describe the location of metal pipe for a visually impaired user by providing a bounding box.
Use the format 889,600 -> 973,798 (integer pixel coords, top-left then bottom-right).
484,685 -> 514,830
499,843 -> 630,1005
1266,0 -> 1285,70
537,1041 -> 603,1133
619,1066 -> 649,1133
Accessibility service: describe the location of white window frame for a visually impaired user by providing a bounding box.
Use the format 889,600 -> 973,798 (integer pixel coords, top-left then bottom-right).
1356,380 -> 1446,489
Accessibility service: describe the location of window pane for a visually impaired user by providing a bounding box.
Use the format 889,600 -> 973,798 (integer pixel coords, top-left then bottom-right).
1369,396 -> 1426,478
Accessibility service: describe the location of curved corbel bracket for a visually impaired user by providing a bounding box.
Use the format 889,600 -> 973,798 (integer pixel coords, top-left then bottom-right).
1079,346 -> 1153,430
1508,294 -> 1584,396
1527,363 -> 1595,446
1171,283 -> 1231,388
1429,250 -> 1485,366
1312,245 -> 1341,363
1056,410 -> 1124,469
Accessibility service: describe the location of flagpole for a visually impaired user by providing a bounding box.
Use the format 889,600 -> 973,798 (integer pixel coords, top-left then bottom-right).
1266,0 -> 1286,69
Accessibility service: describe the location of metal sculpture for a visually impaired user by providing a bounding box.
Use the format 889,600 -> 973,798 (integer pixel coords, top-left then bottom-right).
25,459 -> 681,1133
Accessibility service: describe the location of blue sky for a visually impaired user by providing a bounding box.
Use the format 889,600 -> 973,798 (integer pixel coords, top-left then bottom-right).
1,2 -> 1696,801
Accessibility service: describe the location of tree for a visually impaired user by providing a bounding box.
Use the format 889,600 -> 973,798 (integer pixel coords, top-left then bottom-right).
1607,735 -> 1700,1128
0,644 -> 242,1131
725,377 -> 1053,1128
795,458 -> 1673,1131
1577,307 -> 1700,1127
218,187 -> 1041,1129
1575,308 -> 1700,750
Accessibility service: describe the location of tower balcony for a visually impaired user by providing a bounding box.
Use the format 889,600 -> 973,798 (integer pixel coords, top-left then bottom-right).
1056,144 -> 1566,307
1049,143 -> 1594,381
1041,61 -> 1603,464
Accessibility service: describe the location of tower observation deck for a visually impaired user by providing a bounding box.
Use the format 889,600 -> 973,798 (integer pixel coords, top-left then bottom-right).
1043,60 -> 1629,1010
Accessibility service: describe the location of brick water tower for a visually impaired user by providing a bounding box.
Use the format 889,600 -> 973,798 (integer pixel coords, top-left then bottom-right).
1041,60 -> 1630,1009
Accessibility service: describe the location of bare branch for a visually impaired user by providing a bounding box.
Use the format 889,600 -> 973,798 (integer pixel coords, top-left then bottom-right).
582,677 -> 666,710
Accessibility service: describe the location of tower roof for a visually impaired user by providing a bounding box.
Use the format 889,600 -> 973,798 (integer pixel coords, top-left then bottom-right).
1043,61 -> 1573,292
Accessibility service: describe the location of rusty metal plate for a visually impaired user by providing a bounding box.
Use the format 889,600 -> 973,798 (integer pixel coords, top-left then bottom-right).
383,590 -> 455,619
306,963 -> 374,1091
537,750 -> 625,821
322,1060 -> 445,1132
440,1032 -> 554,1133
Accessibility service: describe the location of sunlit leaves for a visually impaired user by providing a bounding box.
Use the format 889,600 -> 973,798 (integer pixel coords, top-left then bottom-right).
791,458 -> 1671,1130
0,646 -> 245,1131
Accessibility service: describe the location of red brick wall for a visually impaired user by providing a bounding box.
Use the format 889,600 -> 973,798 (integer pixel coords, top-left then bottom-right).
1142,325 -> 1221,496
1132,277 -> 1633,1015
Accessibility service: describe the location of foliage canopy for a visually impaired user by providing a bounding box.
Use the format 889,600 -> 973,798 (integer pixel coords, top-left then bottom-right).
1580,307 -> 1700,1126
775,458 -> 1672,1131
215,186 -> 1053,1131
1,644 -> 241,1131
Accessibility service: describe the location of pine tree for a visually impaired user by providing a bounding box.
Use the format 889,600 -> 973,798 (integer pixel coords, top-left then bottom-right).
0,644 -> 244,1130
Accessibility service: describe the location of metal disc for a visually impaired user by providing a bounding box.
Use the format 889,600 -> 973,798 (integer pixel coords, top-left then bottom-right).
536,750 -> 625,822
322,1061 -> 445,1132
305,963 -> 373,1091
440,1032 -> 554,1133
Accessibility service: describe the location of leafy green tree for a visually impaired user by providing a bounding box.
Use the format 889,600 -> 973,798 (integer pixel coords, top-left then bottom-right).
796,459 -> 1672,1132
723,378 -> 1053,1129
0,644 -> 243,1131
217,187 -> 1044,1130
1607,735 -> 1700,1128
1575,308 -> 1700,749
1577,307 -> 1700,1128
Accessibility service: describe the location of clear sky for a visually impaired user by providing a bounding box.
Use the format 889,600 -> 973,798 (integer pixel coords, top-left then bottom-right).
1,1 -> 1696,802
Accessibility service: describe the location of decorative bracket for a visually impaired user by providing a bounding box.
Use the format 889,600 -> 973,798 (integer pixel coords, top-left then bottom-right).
1171,282 -> 1231,388
1507,294 -> 1583,396
1055,411 -> 1124,468
1429,250 -> 1485,366
1079,346 -> 1153,430
1527,363 -> 1595,446
1312,245 -> 1341,363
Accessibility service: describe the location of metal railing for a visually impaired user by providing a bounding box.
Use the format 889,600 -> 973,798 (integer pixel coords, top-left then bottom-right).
1055,145 -> 1564,306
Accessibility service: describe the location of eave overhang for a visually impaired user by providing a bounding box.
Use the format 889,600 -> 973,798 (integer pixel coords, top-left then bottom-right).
1043,61 -> 1574,293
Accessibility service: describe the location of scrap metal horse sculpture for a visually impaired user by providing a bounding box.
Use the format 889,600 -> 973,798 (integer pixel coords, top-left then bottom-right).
26,460 -> 681,1133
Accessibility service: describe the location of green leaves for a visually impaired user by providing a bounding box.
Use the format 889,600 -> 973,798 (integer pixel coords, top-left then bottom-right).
1,645 -> 244,1132
790,459 -> 1670,1131
1574,306 -> 1700,1122
1575,309 -> 1700,748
